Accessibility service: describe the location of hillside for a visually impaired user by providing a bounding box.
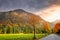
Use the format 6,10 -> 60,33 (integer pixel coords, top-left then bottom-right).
0,9 -> 51,34
0,9 -> 46,27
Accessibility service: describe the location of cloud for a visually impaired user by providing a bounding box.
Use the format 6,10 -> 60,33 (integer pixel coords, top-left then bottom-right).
48,0 -> 60,5
0,0 -> 60,12
0,0 -> 51,12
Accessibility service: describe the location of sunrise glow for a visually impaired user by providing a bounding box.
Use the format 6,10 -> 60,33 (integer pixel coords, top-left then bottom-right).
35,5 -> 60,22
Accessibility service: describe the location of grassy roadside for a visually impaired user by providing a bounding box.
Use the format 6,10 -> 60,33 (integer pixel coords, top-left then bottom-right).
0,34 -> 47,40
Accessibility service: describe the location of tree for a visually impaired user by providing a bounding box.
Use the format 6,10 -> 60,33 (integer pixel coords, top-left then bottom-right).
42,22 -> 52,33
53,23 -> 60,33
27,15 -> 40,39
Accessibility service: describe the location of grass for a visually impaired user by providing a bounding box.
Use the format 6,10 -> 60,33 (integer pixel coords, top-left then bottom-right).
0,34 -> 47,40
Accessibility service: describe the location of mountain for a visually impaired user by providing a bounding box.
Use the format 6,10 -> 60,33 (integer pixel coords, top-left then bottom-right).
0,9 -> 46,25
53,20 -> 60,23
0,9 -> 51,34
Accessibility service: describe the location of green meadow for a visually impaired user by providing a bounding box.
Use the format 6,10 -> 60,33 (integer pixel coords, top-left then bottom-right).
0,34 -> 47,40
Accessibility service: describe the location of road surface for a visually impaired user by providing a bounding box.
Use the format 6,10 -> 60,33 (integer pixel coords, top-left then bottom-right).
39,34 -> 60,40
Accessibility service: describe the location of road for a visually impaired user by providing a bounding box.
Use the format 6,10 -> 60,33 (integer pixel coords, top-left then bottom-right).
39,34 -> 60,40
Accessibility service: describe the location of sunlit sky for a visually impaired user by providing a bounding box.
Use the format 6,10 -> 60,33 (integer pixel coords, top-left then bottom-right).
35,5 -> 60,22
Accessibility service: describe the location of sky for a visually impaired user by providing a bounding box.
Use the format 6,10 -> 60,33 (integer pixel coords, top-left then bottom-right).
39,5 -> 60,22
0,0 -> 60,22
0,0 -> 57,12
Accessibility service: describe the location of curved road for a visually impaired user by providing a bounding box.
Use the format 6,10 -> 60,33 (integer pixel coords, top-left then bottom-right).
39,34 -> 60,40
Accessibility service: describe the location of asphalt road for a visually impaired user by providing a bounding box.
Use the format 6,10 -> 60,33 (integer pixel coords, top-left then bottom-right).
39,34 -> 60,40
